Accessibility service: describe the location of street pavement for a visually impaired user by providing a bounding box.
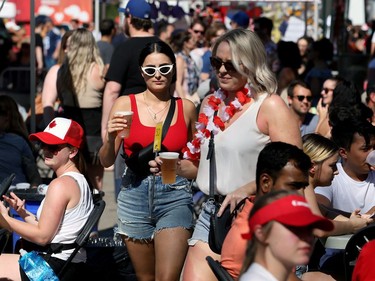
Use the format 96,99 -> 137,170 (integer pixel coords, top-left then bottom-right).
97,170 -> 118,236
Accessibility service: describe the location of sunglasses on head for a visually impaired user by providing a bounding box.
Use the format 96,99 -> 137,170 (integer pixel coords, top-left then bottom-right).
322,87 -> 334,94
210,57 -> 237,73
141,65 -> 174,77
193,30 -> 204,34
294,95 -> 313,102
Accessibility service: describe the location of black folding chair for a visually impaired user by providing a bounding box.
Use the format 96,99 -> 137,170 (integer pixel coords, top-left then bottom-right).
0,174 -> 15,255
0,228 -> 11,254
344,223 -> 375,281
0,173 -> 15,197
57,199 -> 106,279
206,256 -> 234,281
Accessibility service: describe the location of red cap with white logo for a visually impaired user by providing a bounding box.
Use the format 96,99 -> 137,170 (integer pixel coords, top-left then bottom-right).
242,194 -> 333,240
29,117 -> 84,148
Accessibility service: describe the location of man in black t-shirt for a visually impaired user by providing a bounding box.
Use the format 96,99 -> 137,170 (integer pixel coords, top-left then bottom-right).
101,0 -> 160,140
101,0 -> 160,197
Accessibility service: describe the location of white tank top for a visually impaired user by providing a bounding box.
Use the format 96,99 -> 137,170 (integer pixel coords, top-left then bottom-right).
37,171 -> 94,262
196,93 -> 270,195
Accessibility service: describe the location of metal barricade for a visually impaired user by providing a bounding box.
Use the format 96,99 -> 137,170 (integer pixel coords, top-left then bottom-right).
0,66 -> 32,110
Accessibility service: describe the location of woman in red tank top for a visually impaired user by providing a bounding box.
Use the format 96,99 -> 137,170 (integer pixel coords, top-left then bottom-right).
99,41 -> 197,281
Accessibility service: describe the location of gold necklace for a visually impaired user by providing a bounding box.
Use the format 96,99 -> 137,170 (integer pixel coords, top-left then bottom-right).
143,93 -> 170,122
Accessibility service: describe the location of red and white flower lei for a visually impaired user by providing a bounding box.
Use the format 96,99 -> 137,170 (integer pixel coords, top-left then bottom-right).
182,86 -> 252,160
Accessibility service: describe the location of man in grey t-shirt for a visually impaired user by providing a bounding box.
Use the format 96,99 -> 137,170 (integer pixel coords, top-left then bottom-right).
97,19 -> 115,69
287,80 -> 318,136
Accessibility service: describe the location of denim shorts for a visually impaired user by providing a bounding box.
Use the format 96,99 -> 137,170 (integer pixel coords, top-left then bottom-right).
116,172 -> 194,241
188,199 -> 216,246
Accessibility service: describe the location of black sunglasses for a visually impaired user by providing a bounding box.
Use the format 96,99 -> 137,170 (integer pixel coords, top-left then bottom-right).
322,88 -> 334,94
294,95 -> 313,102
193,29 -> 204,34
210,57 -> 237,73
42,144 -> 67,154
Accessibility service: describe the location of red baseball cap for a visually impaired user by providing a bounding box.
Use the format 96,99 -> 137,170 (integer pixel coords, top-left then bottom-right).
242,194 -> 334,240
29,117 -> 84,149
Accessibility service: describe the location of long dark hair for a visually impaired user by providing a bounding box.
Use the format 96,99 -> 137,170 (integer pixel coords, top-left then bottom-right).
0,95 -> 29,143
170,30 -> 193,53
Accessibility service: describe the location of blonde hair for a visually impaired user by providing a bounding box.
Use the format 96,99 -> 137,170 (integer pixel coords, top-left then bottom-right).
302,133 -> 338,164
212,29 -> 278,94
59,28 -> 104,96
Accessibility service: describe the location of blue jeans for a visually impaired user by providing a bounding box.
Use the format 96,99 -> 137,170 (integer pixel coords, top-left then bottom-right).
116,171 -> 194,240
188,199 -> 216,246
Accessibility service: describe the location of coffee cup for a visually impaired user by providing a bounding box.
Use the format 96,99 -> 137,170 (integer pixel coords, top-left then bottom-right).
159,152 -> 179,184
114,111 -> 133,138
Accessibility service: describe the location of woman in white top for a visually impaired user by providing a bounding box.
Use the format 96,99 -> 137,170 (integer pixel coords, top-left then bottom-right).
176,28 -> 302,281
239,190 -> 333,281
0,117 -> 93,281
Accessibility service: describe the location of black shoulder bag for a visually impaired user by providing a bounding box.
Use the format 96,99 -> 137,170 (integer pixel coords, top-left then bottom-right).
124,97 -> 176,178
207,113 -> 251,255
207,111 -> 232,255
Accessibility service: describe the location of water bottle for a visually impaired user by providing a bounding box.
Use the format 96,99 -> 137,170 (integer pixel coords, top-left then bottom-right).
37,184 -> 48,195
19,249 -> 59,281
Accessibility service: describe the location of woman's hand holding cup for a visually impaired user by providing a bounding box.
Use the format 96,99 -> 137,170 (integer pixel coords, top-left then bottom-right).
114,111 -> 133,138
149,157 -> 162,176
107,111 -> 133,141
150,153 -> 181,183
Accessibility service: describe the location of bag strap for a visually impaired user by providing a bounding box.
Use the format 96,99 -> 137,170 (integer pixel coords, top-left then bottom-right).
123,96 -> 176,157
161,96 -> 176,140
207,111 -> 218,199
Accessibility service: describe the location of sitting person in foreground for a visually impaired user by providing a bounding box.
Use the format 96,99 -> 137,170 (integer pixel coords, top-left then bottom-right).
239,190 -> 333,281
221,135 -> 371,280
351,239 -> 375,280
0,117 -> 94,281
221,141 -> 313,281
311,107 -> 375,280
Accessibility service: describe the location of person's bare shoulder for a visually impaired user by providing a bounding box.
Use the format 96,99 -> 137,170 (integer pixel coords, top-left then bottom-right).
262,93 -> 288,108
257,93 -> 288,115
49,64 -> 60,73
116,95 -> 131,104
181,98 -> 196,113
109,95 -> 132,113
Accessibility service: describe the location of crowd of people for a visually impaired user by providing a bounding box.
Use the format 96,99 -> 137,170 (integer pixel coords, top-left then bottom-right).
2,0 -> 375,280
